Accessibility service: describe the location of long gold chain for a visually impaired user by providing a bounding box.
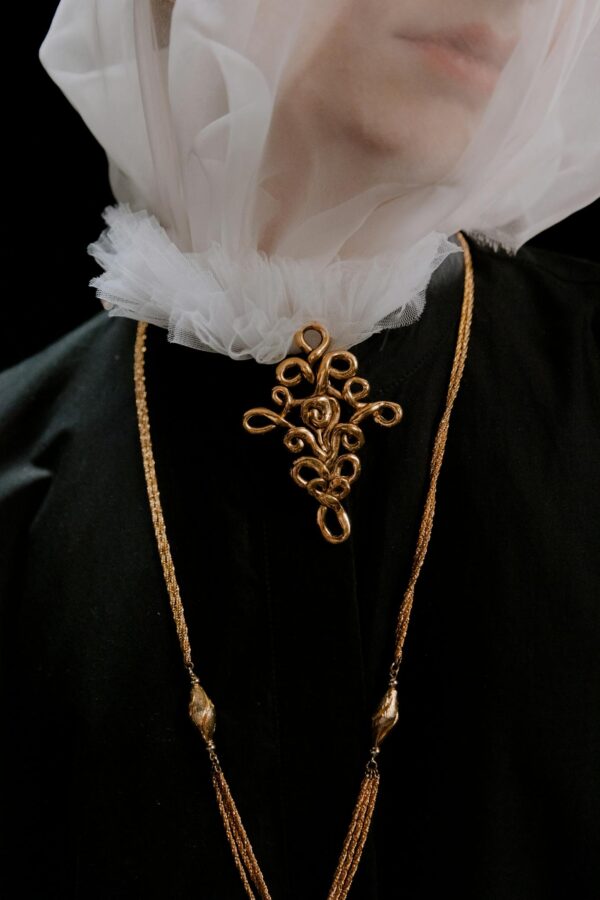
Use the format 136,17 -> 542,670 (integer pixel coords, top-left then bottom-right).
133,232 -> 474,899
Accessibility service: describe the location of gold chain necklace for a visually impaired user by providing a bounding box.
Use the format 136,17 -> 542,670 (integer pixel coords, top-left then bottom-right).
133,232 -> 474,899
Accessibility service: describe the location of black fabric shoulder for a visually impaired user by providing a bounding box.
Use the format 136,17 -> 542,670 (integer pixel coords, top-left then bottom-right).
471,237 -> 600,286
514,244 -> 600,287
466,239 -> 600,352
0,312 -> 129,457
0,312 -> 137,602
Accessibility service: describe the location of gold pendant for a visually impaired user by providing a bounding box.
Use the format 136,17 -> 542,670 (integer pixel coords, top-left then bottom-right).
242,322 -> 402,544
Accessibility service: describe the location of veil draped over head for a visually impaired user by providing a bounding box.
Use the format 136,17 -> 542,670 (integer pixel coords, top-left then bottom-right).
40,0 -> 600,363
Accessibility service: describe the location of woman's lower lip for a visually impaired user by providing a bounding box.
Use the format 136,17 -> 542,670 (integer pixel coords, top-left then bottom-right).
401,36 -> 500,97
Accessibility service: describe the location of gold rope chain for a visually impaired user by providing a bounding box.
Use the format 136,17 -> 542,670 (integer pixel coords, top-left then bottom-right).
133,232 -> 474,899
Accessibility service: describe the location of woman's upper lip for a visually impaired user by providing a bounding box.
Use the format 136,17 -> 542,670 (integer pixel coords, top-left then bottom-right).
397,22 -> 517,73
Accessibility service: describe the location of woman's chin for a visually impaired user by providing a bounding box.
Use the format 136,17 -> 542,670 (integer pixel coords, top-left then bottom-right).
335,97 -> 477,187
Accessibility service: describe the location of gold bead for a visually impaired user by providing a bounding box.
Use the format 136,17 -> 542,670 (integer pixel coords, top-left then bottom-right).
371,686 -> 398,749
189,682 -> 216,744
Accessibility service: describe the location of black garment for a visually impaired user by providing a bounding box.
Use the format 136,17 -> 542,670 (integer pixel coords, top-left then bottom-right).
1,239 -> 599,899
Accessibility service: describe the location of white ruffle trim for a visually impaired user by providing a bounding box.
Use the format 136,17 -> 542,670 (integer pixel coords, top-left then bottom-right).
89,204 -> 459,364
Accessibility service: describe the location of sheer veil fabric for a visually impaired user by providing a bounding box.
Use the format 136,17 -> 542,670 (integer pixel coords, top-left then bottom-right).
40,0 -> 600,363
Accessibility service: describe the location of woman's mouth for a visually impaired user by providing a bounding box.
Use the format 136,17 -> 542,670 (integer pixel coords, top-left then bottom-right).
397,23 -> 517,97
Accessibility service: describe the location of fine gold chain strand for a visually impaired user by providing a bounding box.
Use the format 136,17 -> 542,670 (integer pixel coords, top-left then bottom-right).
133,231 -> 475,900
392,230 -> 474,666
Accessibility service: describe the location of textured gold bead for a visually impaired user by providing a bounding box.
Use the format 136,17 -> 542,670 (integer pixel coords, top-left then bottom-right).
189,683 -> 216,743
371,686 -> 398,749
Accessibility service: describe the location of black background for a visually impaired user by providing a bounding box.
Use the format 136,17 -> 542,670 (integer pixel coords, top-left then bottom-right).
5,1 -> 599,372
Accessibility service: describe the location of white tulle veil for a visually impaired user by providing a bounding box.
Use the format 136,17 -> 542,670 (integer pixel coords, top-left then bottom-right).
40,0 -> 600,363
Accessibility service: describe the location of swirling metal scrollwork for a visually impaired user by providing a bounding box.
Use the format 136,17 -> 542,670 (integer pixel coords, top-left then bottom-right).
242,322 -> 403,544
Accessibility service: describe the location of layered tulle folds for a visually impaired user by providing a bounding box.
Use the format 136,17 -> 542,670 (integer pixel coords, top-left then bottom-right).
40,0 -> 600,361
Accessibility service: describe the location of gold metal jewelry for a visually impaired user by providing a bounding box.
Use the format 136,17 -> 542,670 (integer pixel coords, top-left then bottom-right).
242,322 -> 403,543
133,231 -> 475,900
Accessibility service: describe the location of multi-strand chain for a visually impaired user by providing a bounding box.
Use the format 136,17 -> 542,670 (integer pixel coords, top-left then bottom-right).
133,232 -> 474,899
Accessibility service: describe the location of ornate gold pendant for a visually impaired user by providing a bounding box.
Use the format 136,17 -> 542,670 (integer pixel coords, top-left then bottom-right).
242,322 -> 402,544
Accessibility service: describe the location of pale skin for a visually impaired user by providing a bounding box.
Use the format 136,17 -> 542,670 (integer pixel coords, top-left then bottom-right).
257,0 -> 567,254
